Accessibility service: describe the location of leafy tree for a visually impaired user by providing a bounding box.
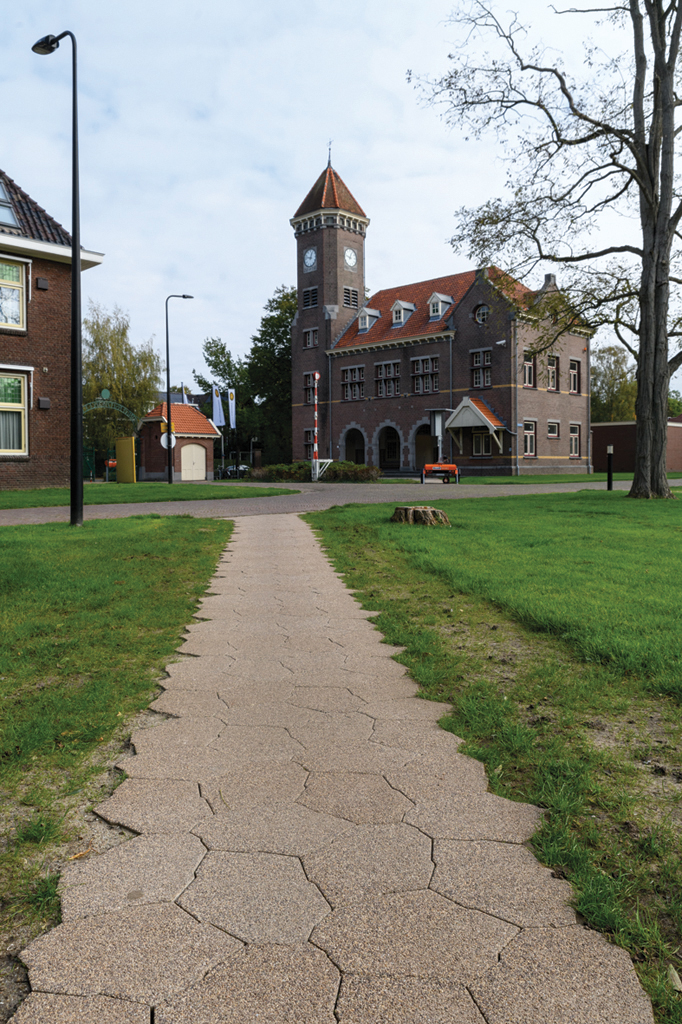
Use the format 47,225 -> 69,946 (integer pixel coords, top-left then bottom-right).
194,285 -> 295,464
414,1 -> 682,497
82,303 -> 161,458
591,346 -> 638,423
668,389 -> 682,417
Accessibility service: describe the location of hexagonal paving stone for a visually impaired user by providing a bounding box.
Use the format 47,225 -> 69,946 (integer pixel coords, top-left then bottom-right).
59,834 -> 206,921
371,719 -> 461,753
149,690 -> 230,720
193,803 -> 353,855
219,700 -> 329,735
21,904 -> 240,1005
386,763 -> 488,800
405,793 -> 542,843
94,779 -> 212,833
115,748 -> 239,783
361,699 -> 452,722
297,741 -> 415,774
209,725 -> 305,763
297,772 -> 413,824
200,762 -> 308,812
469,926 -> 654,1024
311,890 -> 517,980
217,680 -> 296,706
162,657 -> 237,691
431,840 -> 576,927
131,717 -> 222,756
290,712 -> 375,747
9,993 -> 150,1023
303,823 -> 433,904
336,975 -> 486,1023
289,687 -> 368,714
155,943 -> 339,1024
178,851 -> 331,943
345,678 -> 420,702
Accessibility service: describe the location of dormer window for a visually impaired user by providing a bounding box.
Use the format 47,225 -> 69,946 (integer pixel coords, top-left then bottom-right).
0,182 -> 18,228
357,307 -> 380,334
391,300 -> 416,328
359,314 -> 368,330
428,293 -> 453,320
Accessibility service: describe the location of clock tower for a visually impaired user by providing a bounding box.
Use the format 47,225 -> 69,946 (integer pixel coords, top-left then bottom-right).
290,162 -> 369,460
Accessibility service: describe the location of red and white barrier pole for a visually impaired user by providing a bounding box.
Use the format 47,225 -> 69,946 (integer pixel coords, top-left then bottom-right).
312,371 -> 320,481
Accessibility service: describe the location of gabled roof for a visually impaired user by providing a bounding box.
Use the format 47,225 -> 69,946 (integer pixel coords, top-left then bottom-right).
333,268 -> 535,350
445,396 -> 505,433
144,403 -> 220,437
0,170 -> 71,246
294,164 -> 366,219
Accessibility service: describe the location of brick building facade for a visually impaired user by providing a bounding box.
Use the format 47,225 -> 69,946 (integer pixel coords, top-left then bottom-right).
592,421 -> 682,473
0,170 -> 103,488
139,402 -> 220,481
291,165 -> 592,475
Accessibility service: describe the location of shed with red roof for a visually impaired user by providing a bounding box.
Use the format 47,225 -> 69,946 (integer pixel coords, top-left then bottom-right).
139,402 -> 220,481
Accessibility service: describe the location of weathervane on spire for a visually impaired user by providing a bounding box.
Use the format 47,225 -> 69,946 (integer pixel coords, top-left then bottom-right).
327,139 -> 333,167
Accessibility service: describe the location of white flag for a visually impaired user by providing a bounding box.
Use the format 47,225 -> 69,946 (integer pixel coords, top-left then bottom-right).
212,386 -> 225,427
181,383 -> 189,404
228,389 -> 236,429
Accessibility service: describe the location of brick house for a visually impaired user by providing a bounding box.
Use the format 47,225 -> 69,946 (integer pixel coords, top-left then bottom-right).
291,164 -> 592,475
0,170 -> 103,488
592,421 -> 682,473
139,402 -> 220,481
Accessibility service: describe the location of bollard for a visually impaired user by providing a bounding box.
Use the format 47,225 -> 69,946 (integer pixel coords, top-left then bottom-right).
421,469 -> 426,484
607,445 -> 613,491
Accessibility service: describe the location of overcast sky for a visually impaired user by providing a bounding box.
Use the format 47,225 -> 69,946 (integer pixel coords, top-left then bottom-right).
3,1 -> 652,392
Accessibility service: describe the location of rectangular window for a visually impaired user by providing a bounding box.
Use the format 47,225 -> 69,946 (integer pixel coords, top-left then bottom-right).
432,374 -> 439,391
304,428 -> 314,460
523,421 -> 536,457
570,423 -> 580,457
303,372 -> 315,405
523,353 -> 535,388
343,288 -> 359,308
430,301 -> 440,317
303,328 -> 318,348
547,356 -> 558,390
483,350 -> 491,366
393,308 -> 403,323
483,367 -> 491,387
414,377 -> 422,394
548,421 -> 560,438
472,432 -> 492,456
569,360 -> 580,393
472,351 -> 482,367
0,260 -> 25,330
472,368 -> 482,388
302,287 -> 318,309
0,373 -> 27,453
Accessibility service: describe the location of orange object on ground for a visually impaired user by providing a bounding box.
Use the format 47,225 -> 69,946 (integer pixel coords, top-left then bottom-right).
423,463 -> 458,475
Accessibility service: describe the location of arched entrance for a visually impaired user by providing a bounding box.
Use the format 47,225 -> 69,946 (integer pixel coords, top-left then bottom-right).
415,423 -> 438,470
181,443 -> 207,481
379,426 -> 401,470
344,429 -> 365,464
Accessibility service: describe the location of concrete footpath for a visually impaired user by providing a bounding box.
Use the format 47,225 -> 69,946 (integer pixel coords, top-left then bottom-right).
12,514 -> 653,1023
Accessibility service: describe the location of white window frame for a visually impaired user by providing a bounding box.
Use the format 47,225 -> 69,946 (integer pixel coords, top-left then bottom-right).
569,423 -> 580,457
0,371 -> 28,455
548,421 -> 560,439
472,431 -> 492,457
393,307 -> 403,324
523,353 -> 535,388
475,304 -> 490,324
547,356 -> 558,391
303,328 -> 318,348
472,368 -> 482,388
569,360 -> 580,394
0,258 -> 27,331
523,420 -> 536,457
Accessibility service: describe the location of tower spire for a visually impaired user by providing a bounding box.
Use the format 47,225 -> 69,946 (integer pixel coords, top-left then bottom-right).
328,139 -> 332,167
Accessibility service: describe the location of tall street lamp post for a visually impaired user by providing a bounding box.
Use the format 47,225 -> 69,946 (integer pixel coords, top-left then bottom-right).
165,294 -> 193,483
32,31 -> 83,525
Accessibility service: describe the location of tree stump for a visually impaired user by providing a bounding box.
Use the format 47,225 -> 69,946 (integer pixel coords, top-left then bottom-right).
390,505 -> 450,526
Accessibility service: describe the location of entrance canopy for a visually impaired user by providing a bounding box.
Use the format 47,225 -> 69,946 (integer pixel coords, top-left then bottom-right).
445,396 -> 505,453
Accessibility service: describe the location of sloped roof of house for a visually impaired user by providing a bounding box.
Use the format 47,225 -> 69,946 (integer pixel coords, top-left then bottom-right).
294,164 -> 366,219
144,402 -> 220,437
333,268 -> 535,350
0,170 -> 72,246
445,395 -> 505,433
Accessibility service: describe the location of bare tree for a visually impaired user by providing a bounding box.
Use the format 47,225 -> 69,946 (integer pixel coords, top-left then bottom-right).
413,0 -> 682,497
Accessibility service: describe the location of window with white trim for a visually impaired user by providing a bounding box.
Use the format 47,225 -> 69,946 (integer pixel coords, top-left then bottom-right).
0,373 -> 27,454
471,350 -> 492,388
375,361 -> 401,397
523,352 -> 535,388
359,313 -> 368,331
569,359 -> 580,393
302,287 -> 318,309
341,366 -> 365,401
304,428 -> 314,460
569,423 -> 580,456
472,431 -> 492,456
303,328 -> 318,348
0,260 -> 25,330
393,307 -> 403,324
475,304 -> 490,324
523,420 -> 536,456
548,421 -> 560,439
547,356 -> 558,391
411,356 -> 439,395
343,288 -> 359,308
303,372 -> 315,404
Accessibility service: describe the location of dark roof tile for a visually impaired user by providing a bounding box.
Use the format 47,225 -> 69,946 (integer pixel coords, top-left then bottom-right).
0,170 -> 71,246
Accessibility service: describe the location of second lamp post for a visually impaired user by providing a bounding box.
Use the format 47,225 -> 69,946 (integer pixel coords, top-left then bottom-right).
165,293 -> 193,483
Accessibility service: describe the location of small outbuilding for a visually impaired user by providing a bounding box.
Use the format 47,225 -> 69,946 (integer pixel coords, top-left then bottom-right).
591,421 -> 682,472
139,402 -> 220,481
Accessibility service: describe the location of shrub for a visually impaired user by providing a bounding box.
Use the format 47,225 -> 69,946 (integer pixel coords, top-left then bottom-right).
247,461 -> 382,483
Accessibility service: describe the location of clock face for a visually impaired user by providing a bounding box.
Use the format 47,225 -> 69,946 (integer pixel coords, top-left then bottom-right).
344,247 -> 357,268
303,247 -> 317,269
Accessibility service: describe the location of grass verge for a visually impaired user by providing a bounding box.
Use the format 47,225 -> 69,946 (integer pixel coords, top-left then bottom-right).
305,491 -> 682,1023
0,515 -> 231,1020
0,481 -> 298,510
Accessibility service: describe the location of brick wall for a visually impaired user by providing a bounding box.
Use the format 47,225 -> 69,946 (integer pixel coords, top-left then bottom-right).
592,422 -> 682,472
139,422 -> 215,480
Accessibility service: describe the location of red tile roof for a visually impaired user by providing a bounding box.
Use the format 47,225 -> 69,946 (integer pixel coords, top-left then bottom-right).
0,170 -> 72,246
333,268 -> 534,350
294,165 -> 366,218
469,396 -> 505,430
144,403 -> 220,436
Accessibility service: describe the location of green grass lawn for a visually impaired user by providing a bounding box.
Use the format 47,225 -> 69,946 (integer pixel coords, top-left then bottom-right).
306,491 -> 682,1022
0,515 -> 231,967
382,471 -> 682,485
0,481 -> 298,510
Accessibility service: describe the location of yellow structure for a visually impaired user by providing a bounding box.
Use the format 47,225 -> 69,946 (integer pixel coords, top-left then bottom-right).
115,436 -> 137,483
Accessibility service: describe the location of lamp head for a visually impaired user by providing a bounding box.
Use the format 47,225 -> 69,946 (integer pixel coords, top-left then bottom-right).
182,294 -> 194,299
32,34 -> 60,55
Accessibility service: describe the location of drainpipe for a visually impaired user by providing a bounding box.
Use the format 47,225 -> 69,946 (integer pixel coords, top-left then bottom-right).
328,351 -> 333,459
586,341 -> 592,473
511,314 -> 519,475
449,333 -> 454,461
